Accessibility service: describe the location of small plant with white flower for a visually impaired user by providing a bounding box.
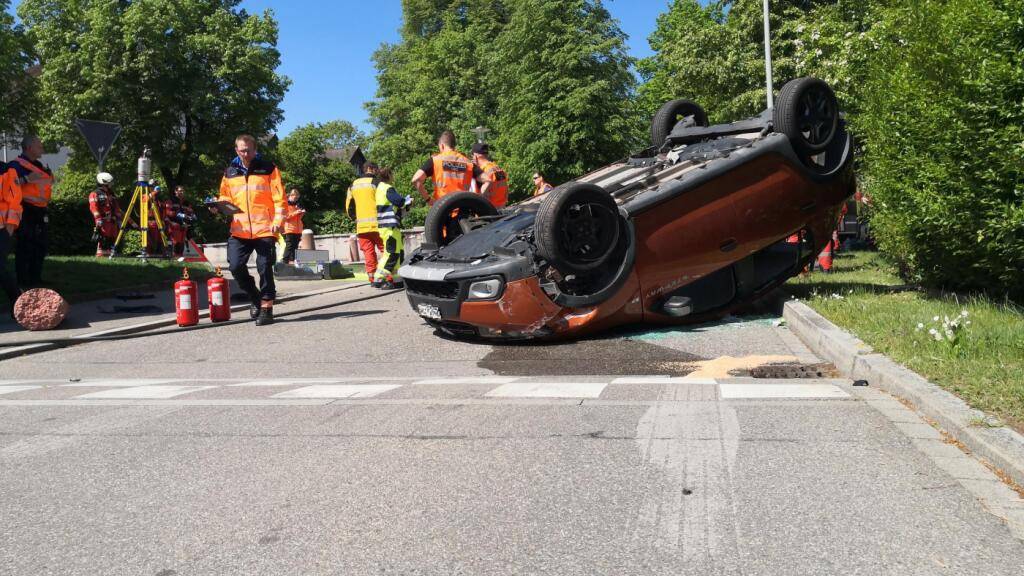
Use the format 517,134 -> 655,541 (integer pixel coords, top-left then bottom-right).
915,310 -> 971,347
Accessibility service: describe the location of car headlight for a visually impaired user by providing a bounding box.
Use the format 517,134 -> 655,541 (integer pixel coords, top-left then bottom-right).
467,278 -> 504,301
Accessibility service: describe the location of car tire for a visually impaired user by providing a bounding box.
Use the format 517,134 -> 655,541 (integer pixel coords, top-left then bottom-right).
650,99 -> 709,148
535,183 -> 622,274
423,192 -> 499,247
774,77 -> 839,154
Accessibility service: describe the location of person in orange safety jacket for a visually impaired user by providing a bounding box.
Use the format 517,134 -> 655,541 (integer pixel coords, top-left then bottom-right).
88,172 -> 123,258
281,188 -> 306,264
411,130 -> 481,205
10,135 -> 52,287
165,185 -> 197,258
217,134 -> 287,326
0,162 -> 23,309
471,142 -> 509,209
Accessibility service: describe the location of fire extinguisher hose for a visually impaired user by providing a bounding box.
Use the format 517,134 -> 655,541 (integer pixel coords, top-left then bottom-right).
1,286 -> 404,348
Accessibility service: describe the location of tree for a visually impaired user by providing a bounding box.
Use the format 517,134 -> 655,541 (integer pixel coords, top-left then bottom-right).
492,0 -> 638,193
365,0 -> 636,201
18,0 -> 290,195
637,1 -> 866,124
276,120 -> 364,211
0,0 -> 36,136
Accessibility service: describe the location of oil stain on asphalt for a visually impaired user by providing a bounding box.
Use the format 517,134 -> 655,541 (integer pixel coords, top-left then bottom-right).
478,334 -> 704,376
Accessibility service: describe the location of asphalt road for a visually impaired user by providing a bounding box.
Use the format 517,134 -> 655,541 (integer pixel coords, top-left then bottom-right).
1,283 -> 1022,575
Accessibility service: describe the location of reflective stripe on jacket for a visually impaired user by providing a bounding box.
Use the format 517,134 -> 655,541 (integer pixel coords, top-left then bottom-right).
218,156 -> 286,240
478,159 -> 509,208
375,181 -> 404,229
431,150 -> 474,200
1,165 -> 23,228
88,188 -> 120,224
13,156 -> 53,208
346,177 -> 379,234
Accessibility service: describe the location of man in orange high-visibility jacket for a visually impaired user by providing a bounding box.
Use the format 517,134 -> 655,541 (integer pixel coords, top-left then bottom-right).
217,134 -> 287,326
10,135 -> 53,287
411,130 -> 481,205
471,142 -> 509,209
0,163 -> 23,310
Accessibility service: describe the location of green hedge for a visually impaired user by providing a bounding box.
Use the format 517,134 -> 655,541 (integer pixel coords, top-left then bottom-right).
857,0 -> 1024,300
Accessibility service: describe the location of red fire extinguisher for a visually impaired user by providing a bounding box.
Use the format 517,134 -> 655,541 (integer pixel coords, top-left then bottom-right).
207,268 -> 231,323
175,268 -> 199,327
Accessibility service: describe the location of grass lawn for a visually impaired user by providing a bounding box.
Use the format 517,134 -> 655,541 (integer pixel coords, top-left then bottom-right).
5,256 -> 214,303
786,251 -> 1024,432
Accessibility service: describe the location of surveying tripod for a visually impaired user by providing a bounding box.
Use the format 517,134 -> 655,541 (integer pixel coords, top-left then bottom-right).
110,179 -> 171,258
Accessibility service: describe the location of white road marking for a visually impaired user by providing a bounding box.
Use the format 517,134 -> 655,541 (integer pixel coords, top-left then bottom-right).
718,383 -> 850,399
271,384 -> 401,399
413,377 -> 520,385
612,376 -> 718,385
74,386 -> 215,399
485,382 -> 607,399
63,379 -> 180,388
0,386 -> 41,396
229,379 -> 349,387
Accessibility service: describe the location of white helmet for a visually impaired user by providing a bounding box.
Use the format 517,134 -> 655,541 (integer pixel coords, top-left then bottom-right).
97,172 -> 114,185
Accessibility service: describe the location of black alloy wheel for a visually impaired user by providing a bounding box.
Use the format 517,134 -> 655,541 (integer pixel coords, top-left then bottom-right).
774,77 -> 839,154
535,183 -> 622,274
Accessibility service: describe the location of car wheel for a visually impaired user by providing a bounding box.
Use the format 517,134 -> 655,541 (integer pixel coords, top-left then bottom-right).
774,77 -> 839,154
423,192 -> 499,247
535,183 -> 622,274
650,99 -> 709,148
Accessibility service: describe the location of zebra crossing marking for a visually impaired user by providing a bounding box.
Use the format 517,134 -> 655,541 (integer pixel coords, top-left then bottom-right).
0,386 -> 42,396
718,383 -> 850,400
74,386 -> 216,400
485,382 -> 608,399
270,384 -> 401,399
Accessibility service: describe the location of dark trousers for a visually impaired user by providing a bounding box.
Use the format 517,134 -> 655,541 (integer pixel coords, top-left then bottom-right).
0,229 -> 22,307
15,204 -> 47,286
227,236 -> 277,302
282,233 -> 301,263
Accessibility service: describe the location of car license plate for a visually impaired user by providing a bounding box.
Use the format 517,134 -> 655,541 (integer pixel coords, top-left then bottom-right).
417,303 -> 442,320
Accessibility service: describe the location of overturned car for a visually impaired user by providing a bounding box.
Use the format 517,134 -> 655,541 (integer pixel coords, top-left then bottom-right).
399,77 -> 855,340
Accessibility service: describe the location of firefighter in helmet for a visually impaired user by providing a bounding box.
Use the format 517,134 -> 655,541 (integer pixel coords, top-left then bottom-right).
88,172 -> 123,258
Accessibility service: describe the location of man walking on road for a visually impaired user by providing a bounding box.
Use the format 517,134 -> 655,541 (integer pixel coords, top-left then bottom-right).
346,163 -> 384,286
411,130 -> 480,205
10,135 -> 53,287
218,134 -> 287,326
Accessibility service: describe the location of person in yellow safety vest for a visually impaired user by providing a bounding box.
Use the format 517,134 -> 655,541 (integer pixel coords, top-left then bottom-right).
532,171 -> 554,197
411,130 -> 482,205
10,135 -> 53,287
0,162 -> 23,311
471,142 -> 509,209
217,134 -> 287,326
373,167 -> 412,290
346,163 -> 385,286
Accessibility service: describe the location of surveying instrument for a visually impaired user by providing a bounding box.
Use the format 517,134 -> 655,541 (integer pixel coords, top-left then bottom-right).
110,147 -> 171,258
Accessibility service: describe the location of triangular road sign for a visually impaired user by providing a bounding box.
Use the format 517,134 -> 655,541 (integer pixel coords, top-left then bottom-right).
74,119 -> 122,169
179,240 -> 209,263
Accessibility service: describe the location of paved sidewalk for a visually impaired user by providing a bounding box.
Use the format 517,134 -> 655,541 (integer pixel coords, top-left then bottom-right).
0,277 -> 357,346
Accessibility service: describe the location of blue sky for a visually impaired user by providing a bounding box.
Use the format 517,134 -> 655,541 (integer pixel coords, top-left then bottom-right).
11,0 -> 673,137
240,0 -> 671,136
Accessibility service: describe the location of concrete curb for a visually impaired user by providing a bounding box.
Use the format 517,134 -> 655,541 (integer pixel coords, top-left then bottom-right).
0,282 -> 369,361
784,300 -> 1024,490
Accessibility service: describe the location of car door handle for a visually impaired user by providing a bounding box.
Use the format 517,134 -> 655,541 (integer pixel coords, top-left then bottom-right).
719,238 -> 738,253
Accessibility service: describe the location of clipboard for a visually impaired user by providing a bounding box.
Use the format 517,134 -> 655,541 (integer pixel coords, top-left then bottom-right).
204,200 -> 243,215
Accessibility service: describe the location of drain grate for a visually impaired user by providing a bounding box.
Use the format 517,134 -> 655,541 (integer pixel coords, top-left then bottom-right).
745,363 -> 839,379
